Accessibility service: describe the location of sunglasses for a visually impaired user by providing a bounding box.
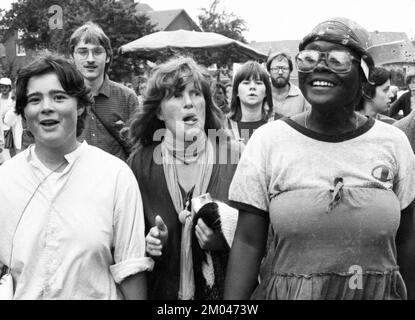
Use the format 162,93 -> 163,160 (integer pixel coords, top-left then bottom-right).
295,50 -> 359,74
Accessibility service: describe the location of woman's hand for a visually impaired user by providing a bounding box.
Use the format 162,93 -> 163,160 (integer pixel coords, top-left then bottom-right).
146,215 -> 168,256
195,218 -> 227,251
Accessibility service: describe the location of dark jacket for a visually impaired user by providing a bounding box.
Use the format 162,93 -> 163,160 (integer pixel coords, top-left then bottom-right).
389,91 -> 411,119
129,140 -> 239,299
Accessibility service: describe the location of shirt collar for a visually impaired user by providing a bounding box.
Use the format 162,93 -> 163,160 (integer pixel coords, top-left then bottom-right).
287,82 -> 301,97
64,140 -> 88,163
97,75 -> 110,98
26,141 -> 88,172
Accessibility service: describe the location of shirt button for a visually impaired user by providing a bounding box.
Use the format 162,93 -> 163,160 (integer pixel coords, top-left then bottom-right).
91,116 -> 95,120
92,133 -> 96,137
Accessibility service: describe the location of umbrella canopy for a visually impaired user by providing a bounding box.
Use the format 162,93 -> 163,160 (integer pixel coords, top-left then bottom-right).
119,29 -> 267,66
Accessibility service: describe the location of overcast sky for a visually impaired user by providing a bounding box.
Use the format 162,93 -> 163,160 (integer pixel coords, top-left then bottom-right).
1,0 -> 415,42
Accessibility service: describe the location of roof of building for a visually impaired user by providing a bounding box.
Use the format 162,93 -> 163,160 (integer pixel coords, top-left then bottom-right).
249,40 -> 300,60
134,4 -> 201,32
134,2 -> 153,13
368,31 -> 410,46
368,39 -> 415,65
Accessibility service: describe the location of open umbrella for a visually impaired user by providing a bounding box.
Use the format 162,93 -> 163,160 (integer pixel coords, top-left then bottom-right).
119,29 -> 267,66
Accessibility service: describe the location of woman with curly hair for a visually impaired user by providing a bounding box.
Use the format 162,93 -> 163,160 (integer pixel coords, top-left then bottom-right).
128,56 -> 239,300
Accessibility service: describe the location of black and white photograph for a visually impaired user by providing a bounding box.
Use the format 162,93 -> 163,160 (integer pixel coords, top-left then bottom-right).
0,0 -> 415,308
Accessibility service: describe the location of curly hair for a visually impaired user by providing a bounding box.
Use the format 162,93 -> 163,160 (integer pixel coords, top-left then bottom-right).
15,53 -> 93,137
128,56 -> 223,152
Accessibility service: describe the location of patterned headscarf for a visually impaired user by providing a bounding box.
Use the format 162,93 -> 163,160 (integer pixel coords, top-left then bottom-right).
299,17 -> 375,80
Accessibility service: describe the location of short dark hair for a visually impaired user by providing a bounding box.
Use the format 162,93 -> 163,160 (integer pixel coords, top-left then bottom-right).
230,61 -> 273,122
15,54 -> 93,137
356,66 -> 390,110
128,56 -> 223,149
266,52 -> 293,72
69,21 -> 112,73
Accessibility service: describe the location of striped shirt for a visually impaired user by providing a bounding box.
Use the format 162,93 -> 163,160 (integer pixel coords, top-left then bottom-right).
79,76 -> 139,161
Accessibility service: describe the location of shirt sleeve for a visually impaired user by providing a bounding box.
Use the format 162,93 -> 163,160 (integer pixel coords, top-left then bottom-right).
393,130 -> 415,210
228,127 -> 270,216
110,164 -> 154,284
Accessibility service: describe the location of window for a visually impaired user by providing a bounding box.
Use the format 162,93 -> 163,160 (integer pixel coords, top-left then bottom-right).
16,29 -> 26,56
17,29 -> 24,40
16,42 -> 26,56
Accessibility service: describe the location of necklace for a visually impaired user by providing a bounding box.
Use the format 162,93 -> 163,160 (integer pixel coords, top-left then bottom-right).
304,110 -> 359,131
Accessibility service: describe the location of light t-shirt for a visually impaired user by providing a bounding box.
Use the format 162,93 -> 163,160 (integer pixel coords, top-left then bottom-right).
228,117 -> 415,299
230,118 -> 415,212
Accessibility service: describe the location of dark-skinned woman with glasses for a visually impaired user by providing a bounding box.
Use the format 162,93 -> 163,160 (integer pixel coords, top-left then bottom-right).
224,17 -> 415,300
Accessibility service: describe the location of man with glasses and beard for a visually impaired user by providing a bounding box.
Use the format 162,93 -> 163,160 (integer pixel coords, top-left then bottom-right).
69,22 -> 139,161
266,52 -> 310,118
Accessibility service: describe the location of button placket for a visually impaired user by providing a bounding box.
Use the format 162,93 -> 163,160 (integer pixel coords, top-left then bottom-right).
42,204 -> 61,294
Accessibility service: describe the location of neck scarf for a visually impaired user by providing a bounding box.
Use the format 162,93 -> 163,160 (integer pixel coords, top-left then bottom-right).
161,129 -> 214,300
163,129 -> 207,165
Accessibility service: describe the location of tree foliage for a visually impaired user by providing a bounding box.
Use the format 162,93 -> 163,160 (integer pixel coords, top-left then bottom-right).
0,0 -> 156,81
198,0 -> 248,44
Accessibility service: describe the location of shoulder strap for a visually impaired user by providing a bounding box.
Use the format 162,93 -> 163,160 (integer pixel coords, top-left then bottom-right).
90,107 -> 130,155
227,118 -> 240,141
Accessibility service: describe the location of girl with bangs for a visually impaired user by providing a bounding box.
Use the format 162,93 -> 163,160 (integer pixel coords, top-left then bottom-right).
128,56 -> 240,300
225,61 -> 275,146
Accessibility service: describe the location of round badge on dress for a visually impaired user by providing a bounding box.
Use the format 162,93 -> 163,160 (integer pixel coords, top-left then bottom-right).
371,165 -> 393,182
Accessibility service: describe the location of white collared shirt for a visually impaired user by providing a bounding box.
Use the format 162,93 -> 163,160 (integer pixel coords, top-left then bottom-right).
0,142 -> 153,299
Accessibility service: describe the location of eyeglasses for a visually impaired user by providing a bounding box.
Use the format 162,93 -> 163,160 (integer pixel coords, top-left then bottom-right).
295,50 -> 359,74
74,47 -> 106,59
270,66 -> 290,73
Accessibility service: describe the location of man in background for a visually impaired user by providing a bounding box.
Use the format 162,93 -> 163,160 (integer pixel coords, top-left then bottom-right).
266,52 -> 310,118
69,22 -> 139,161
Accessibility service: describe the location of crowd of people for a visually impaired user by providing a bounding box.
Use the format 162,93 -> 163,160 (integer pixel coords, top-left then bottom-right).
1,16 -> 415,300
